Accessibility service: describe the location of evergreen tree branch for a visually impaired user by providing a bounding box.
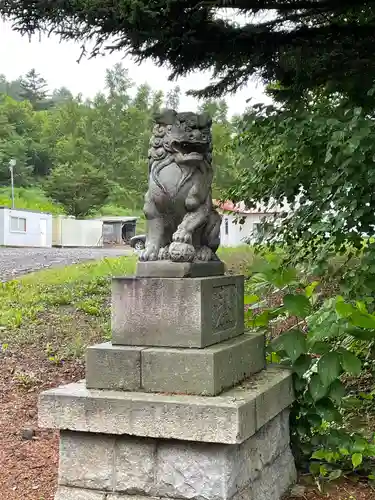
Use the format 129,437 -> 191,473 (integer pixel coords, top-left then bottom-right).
2,0 -> 375,99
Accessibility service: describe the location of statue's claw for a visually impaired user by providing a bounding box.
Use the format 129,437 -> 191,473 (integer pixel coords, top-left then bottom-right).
172,228 -> 192,245
140,244 -> 160,261
158,246 -> 170,260
195,246 -> 213,262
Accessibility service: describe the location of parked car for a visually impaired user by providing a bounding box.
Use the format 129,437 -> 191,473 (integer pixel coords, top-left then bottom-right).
130,234 -> 146,251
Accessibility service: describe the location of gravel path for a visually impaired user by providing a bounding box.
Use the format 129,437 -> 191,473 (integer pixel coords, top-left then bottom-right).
0,246 -> 133,282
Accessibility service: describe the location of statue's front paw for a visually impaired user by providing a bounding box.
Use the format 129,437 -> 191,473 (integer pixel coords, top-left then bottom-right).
172,228 -> 192,245
139,244 -> 160,261
169,242 -> 195,263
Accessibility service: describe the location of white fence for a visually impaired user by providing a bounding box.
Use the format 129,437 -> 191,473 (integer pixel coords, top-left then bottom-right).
53,216 -> 103,247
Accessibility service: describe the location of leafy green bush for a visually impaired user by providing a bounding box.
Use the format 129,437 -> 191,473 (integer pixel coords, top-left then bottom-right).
94,204 -> 138,217
228,91 -> 375,264
0,186 -> 65,214
246,252 -> 375,487
44,162 -> 111,217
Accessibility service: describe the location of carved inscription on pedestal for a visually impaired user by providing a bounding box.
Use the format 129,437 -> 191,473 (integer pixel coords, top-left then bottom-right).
212,284 -> 237,332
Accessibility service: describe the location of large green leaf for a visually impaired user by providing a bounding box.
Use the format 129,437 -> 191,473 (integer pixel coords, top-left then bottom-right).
315,398 -> 342,423
340,350 -> 362,376
271,267 -> 297,288
352,437 -> 367,453
350,311 -> 375,330
335,301 -> 356,318
310,341 -> 331,355
250,310 -> 269,327
346,327 -> 375,341
311,449 -> 329,460
307,412 -> 322,427
283,294 -> 312,318
352,453 -> 363,469
309,373 -> 328,402
244,294 -> 259,305
356,301 -> 368,314
317,352 -> 341,388
292,354 -> 312,378
328,380 -> 346,405
328,470 -> 343,481
305,281 -> 319,298
272,329 -> 307,362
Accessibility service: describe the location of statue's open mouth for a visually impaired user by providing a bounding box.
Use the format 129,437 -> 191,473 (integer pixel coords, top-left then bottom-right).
171,140 -> 206,159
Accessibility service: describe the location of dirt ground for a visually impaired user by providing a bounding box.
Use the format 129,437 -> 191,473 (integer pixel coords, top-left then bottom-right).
0,346 -> 84,500
290,481 -> 375,499
1,346 -> 375,500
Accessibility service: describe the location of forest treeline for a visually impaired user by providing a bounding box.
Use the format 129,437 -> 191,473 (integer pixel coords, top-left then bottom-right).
0,63 -> 242,217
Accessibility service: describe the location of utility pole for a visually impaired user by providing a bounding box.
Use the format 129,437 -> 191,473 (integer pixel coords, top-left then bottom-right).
8,159 -> 16,209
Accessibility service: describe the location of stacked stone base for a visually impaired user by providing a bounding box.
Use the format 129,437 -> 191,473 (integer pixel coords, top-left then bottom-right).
54,410 -> 295,500
39,367 -> 296,500
39,268 -> 296,500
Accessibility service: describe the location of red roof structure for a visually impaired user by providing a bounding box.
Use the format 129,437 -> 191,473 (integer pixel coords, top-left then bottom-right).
213,200 -> 281,215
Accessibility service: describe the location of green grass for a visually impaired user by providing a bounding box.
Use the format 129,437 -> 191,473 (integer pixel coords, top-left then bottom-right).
0,247 -> 254,361
218,245 -> 255,274
0,187 -> 65,214
0,255 -> 137,359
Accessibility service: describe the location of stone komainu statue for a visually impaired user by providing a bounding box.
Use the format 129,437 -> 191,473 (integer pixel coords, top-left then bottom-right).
140,109 -> 221,263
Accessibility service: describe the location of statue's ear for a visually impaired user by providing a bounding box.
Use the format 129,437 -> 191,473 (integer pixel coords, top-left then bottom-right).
198,112 -> 212,128
154,108 -> 177,125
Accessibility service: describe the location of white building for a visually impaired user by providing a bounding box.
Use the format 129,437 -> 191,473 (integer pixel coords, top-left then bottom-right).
0,207 -> 53,247
215,201 -> 281,247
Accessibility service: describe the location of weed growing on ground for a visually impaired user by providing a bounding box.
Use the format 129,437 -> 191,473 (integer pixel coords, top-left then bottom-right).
0,248 -> 247,360
14,371 -> 40,389
0,255 -> 137,358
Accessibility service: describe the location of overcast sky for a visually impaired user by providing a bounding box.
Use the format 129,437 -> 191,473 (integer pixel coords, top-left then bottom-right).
0,19 -> 271,114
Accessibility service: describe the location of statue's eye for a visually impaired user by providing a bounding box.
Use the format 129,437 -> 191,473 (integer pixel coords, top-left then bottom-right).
185,127 -> 192,132
175,120 -> 180,127
167,125 -> 172,131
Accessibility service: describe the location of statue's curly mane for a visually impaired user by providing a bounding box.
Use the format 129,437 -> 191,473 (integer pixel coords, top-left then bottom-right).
148,122 -> 212,194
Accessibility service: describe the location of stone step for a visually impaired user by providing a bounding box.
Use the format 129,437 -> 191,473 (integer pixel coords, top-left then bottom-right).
111,275 -> 244,348
38,366 -> 293,445
85,332 -> 265,396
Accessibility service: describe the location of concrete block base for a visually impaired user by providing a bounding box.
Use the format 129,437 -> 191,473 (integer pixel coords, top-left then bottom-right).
86,344 -> 143,391
53,410 -> 296,500
86,333 -> 265,395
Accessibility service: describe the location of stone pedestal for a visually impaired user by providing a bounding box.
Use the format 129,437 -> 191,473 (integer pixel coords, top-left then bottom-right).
111,275 -> 244,348
38,262 -> 296,500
